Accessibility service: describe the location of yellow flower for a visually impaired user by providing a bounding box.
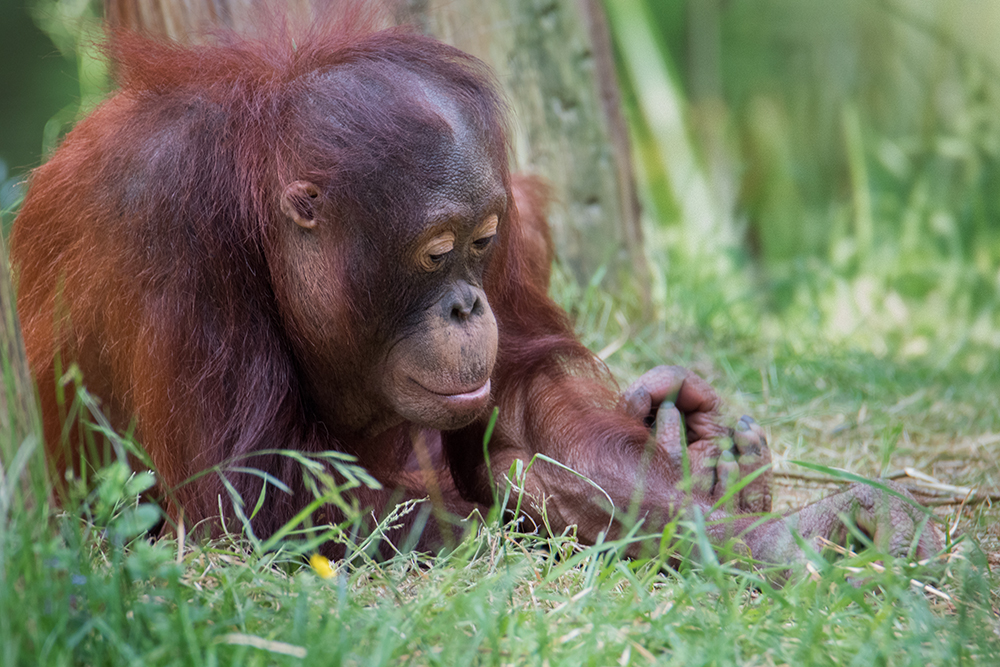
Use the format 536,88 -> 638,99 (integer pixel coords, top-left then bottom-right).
309,553 -> 336,579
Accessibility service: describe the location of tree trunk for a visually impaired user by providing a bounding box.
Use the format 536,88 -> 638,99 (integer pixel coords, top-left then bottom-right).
104,0 -> 648,294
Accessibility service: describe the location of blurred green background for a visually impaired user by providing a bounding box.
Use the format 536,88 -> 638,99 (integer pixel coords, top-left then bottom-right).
606,0 -> 1000,376
3,0 -> 1000,375
0,0 -> 103,234
0,1 -> 74,176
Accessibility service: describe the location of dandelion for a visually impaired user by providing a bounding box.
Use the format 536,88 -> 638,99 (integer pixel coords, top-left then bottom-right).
309,553 -> 336,579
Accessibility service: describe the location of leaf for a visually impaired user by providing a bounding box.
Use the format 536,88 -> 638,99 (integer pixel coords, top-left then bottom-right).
111,504 -> 161,540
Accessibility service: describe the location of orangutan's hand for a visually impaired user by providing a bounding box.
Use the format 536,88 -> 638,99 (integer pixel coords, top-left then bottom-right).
624,366 -> 771,511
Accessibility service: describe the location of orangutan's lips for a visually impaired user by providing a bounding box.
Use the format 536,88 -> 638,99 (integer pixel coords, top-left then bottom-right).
424,379 -> 492,411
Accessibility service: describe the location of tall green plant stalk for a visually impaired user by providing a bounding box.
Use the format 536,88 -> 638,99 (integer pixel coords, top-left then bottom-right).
0,232 -> 47,519
603,0 -> 734,258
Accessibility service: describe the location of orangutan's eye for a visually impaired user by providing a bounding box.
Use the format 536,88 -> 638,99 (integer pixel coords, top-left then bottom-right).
418,232 -> 455,272
471,214 -> 498,254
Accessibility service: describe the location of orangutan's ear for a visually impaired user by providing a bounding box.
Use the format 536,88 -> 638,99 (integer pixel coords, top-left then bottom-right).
280,180 -> 321,229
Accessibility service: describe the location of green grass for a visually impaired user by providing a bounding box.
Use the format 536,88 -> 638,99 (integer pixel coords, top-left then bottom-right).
5,516 -> 991,666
